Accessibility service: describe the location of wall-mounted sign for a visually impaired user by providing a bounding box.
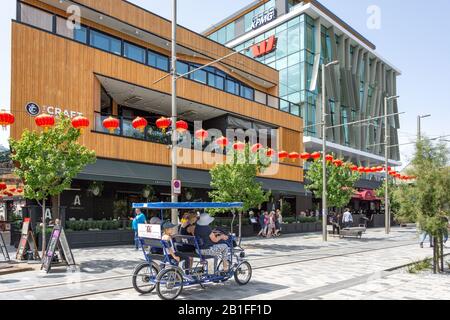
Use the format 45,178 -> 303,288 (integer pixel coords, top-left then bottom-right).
251,36 -> 277,58
25,102 -> 83,118
252,7 -> 277,30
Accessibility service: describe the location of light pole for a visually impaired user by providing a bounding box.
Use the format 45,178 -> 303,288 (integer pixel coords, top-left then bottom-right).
171,0 -> 178,224
321,60 -> 339,242
417,114 -> 431,141
384,95 -> 399,234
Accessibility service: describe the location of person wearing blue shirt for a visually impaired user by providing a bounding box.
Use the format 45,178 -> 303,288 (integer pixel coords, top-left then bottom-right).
132,209 -> 147,250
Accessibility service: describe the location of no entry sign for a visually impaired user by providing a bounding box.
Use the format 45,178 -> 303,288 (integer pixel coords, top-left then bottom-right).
173,180 -> 181,195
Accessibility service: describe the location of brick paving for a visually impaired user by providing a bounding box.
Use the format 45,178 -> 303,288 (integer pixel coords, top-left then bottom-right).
0,227 -> 448,300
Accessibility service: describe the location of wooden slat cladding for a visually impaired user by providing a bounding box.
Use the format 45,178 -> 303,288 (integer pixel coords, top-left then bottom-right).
10,22 -> 303,183
28,0 -> 279,85
278,127 -> 303,166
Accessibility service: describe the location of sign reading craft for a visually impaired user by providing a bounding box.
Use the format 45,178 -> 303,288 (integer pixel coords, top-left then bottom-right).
251,36 -> 277,58
252,7 -> 277,30
25,102 -> 83,118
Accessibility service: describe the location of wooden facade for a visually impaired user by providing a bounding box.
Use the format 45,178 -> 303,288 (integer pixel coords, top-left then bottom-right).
11,0 -> 304,183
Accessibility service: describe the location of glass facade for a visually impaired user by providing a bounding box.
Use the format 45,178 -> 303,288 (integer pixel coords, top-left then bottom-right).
208,0 -> 275,44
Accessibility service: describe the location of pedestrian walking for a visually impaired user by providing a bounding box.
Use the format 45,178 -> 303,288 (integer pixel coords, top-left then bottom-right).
342,208 -> 353,228
257,211 -> 266,237
132,208 -> 147,250
275,209 -> 283,236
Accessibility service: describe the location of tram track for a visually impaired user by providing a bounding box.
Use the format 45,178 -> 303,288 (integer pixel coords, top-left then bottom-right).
0,239 -> 418,299
54,240 -> 419,300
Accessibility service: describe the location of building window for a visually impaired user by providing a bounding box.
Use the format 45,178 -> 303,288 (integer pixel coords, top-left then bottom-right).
90,30 -> 122,55
124,42 -> 146,64
240,85 -> 254,100
56,17 -> 87,43
226,79 -> 239,95
208,74 -> 225,90
100,86 -> 112,114
20,3 -> 53,32
176,61 -> 189,77
148,51 -> 169,71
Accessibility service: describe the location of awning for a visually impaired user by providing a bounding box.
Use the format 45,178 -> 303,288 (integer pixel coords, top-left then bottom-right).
352,189 -> 381,201
77,159 -> 307,196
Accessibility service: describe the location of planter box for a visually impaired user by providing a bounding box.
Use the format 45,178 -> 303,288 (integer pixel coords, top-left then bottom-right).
66,230 -> 134,249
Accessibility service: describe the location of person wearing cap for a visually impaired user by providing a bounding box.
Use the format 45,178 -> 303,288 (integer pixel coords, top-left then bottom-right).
161,221 -> 182,265
194,213 -> 230,275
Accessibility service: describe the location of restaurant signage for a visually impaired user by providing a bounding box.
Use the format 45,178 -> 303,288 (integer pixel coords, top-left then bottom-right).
252,7 -> 277,30
25,102 -> 83,118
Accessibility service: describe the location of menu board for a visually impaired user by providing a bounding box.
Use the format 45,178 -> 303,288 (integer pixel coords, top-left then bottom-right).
0,232 -> 10,261
15,218 -> 39,261
41,225 -> 76,273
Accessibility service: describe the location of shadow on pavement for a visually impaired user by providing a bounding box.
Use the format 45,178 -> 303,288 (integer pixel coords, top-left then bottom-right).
79,259 -> 141,274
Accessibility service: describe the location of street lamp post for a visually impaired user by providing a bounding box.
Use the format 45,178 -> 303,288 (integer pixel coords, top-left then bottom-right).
417,114 -> 431,142
384,95 -> 399,234
321,60 -> 339,242
171,0 -> 178,224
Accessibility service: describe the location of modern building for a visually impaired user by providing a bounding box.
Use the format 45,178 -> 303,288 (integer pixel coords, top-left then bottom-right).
204,0 -> 402,211
10,0 -> 309,221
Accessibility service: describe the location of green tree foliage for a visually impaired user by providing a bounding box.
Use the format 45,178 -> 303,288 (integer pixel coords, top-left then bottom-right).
9,115 -> 96,251
393,138 -> 449,273
375,180 -> 401,216
305,157 -> 359,210
394,139 -> 449,235
209,144 -> 271,214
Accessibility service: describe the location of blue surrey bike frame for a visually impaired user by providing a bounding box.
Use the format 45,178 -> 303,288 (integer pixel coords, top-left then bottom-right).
130,202 -> 252,300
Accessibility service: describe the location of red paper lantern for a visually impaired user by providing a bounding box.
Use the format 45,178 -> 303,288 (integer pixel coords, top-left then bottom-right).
251,143 -> 263,153
311,152 -> 321,160
17,188 -> 23,193
0,110 -> 14,129
350,165 -> 359,172
71,116 -> 90,133
233,142 -> 245,151
358,167 -> 365,173
35,114 -> 55,132
325,154 -> 334,162
0,182 -> 6,191
156,117 -> 172,133
278,151 -> 289,159
176,120 -> 188,133
289,152 -> 300,161
132,117 -> 148,133
102,116 -> 120,133
215,136 -> 229,149
266,148 -> 275,157
195,129 -> 209,142
300,152 -> 311,160
9,188 -> 16,193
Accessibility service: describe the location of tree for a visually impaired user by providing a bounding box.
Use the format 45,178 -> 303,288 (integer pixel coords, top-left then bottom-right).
209,144 -> 271,238
394,138 -> 449,273
305,157 -> 359,212
375,180 -> 401,218
9,116 -> 96,254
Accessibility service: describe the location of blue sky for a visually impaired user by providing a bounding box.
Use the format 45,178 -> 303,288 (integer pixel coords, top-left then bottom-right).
1,0 -> 449,167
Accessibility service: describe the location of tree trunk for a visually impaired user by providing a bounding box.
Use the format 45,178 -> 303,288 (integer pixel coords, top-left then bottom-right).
440,234 -> 444,273
42,199 -> 46,258
239,212 -> 242,243
433,236 -> 437,274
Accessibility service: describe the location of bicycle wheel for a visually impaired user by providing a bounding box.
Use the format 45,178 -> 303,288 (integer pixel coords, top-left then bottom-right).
234,261 -> 252,286
132,262 -> 159,294
156,268 -> 184,300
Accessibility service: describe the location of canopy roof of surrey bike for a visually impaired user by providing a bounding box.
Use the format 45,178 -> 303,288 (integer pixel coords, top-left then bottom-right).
132,202 -> 244,210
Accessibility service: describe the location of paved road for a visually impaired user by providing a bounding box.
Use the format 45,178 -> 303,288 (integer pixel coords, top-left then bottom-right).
0,227 -> 448,300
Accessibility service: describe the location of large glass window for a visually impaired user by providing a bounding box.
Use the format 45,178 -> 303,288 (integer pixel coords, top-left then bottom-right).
124,42 -> 146,64
90,30 -> 122,55
208,74 -> 225,90
287,25 -> 300,55
240,85 -> 254,100
56,17 -> 87,43
148,51 -> 169,71
20,3 -> 53,32
226,79 -> 239,95
176,61 -> 189,77
190,66 -> 207,84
